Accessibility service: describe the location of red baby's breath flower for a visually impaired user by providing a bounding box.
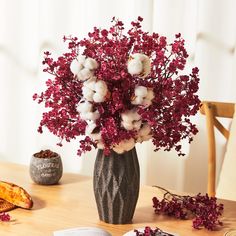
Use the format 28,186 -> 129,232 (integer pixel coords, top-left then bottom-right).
0,212 -> 10,222
152,186 -> 224,231
33,17 -> 200,156
134,226 -> 173,236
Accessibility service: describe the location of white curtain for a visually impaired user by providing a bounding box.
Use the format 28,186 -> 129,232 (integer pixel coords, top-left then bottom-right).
1,0 -> 236,193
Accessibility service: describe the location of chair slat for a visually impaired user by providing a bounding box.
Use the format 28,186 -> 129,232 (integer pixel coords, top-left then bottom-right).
200,101 -> 234,118
200,101 -> 235,197
213,117 -> 230,139
203,102 -> 216,197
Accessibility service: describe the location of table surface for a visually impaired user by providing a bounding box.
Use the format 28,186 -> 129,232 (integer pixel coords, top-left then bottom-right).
0,161 -> 236,236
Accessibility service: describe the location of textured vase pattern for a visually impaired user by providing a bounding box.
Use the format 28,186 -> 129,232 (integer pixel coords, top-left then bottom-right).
93,147 -> 140,224
30,155 -> 63,185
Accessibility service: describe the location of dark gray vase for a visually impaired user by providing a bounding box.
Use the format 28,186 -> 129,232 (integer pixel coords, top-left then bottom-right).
93,147 -> 140,224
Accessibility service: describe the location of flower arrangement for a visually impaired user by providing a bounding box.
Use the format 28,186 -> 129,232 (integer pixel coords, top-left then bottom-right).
33,17 -> 200,156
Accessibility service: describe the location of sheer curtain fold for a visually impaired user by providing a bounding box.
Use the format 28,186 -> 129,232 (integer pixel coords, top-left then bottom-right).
0,0 -> 235,192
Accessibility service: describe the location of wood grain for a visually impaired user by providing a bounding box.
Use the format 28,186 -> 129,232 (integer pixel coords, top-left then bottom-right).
0,161 -> 236,236
200,101 -> 235,197
200,101 -> 234,118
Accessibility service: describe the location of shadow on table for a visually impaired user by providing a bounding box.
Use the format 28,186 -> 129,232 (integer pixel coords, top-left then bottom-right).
31,195 -> 46,210
59,173 -> 91,185
133,205 -> 169,224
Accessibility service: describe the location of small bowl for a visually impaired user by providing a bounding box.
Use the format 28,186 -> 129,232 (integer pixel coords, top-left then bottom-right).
30,150 -> 63,185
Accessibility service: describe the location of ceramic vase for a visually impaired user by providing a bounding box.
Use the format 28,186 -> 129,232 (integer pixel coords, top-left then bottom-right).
93,147 -> 140,224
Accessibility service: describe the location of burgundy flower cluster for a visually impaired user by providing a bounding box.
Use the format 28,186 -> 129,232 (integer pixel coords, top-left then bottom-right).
33,17 -> 200,156
0,212 -> 10,222
152,186 -> 224,230
134,226 -> 174,236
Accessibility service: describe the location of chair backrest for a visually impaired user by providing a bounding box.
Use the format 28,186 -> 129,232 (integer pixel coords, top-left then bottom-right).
200,101 -> 235,197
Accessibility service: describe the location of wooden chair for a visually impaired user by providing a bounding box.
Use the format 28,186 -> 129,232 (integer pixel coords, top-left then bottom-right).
200,101 -> 235,197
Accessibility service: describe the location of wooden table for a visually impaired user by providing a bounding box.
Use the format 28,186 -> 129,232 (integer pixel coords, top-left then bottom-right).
0,161 -> 236,236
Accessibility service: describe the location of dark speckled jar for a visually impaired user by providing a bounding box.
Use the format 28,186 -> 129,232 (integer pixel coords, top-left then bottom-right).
29,154 -> 63,185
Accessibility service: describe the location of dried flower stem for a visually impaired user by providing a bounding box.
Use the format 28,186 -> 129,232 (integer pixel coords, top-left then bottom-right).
152,186 -> 224,230
153,185 -> 189,200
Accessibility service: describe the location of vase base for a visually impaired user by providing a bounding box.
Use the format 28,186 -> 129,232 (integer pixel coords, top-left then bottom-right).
99,218 -> 133,225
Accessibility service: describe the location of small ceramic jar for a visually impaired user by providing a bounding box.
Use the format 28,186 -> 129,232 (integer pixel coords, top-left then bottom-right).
30,150 -> 63,185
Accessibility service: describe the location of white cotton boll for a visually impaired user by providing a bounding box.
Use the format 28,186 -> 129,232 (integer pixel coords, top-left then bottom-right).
82,86 -> 95,102
79,108 -> 100,121
84,58 -> 99,70
137,124 -> 152,143
137,134 -> 151,143
132,96 -> 144,105
81,111 -> 99,121
80,112 -> 90,120
121,111 -> 134,122
78,55 -> 86,64
122,121 -> 134,130
127,59 -> 143,75
132,111 -> 141,121
139,124 -> 151,136
132,53 -> 147,61
142,59 -> 151,77
133,120 -> 142,130
132,53 -> 150,65
142,98 -> 152,107
93,93 -> 105,103
85,112 -> 95,120
77,68 -> 93,81
77,101 -> 93,114
139,54 -> 151,77
121,109 -> 141,123
146,89 -> 155,100
129,109 -> 140,120
90,132 -> 101,141
141,134 -> 152,141
136,137 -> 142,143
85,122 -> 97,135
135,86 -> 148,97
97,141 -> 105,149
84,77 -> 96,90
113,146 -> 125,154
113,138 -> 135,154
130,53 -> 151,77
123,138 -> 135,151
89,110 -> 100,121
70,60 -> 82,75
113,140 -> 126,154
94,80 -> 108,96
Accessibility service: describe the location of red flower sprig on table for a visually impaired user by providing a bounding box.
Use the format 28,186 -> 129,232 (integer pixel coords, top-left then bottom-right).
152,186 -> 224,230
0,212 -> 10,222
33,17 -> 200,156
134,226 -> 174,236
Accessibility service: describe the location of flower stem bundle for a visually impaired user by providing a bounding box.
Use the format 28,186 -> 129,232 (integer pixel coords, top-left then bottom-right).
152,186 -> 224,230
